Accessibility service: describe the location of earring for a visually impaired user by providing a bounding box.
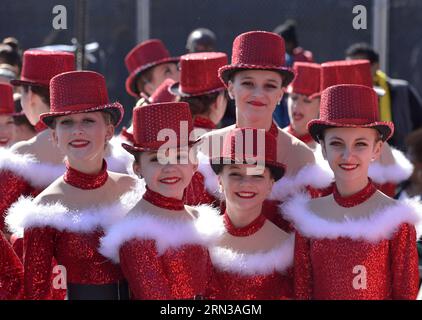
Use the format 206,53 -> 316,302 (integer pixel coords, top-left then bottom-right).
218,185 -> 223,193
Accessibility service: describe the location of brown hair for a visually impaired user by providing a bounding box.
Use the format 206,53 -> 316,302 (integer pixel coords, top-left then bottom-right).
180,92 -> 220,117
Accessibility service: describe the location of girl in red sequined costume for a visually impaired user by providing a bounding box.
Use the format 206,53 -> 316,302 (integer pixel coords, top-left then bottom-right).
0,231 -> 23,299
168,52 -> 229,206
100,102 -> 223,300
283,84 -> 421,299
6,71 -> 140,300
1,51 -> 132,238
208,128 -> 294,300
192,31 -> 333,213
319,60 -> 413,197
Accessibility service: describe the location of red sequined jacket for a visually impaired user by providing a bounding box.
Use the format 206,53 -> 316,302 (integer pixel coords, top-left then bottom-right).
209,230 -> 295,300
6,184 -> 142,300
99,205 -> 224,300
283,193 -> 421,300
0,231 -> 23,300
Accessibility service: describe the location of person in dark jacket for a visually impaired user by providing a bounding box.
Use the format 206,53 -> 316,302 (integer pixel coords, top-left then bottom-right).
346,42 -> 422,151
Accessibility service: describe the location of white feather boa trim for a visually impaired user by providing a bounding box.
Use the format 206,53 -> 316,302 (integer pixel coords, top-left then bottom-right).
369,148 -> 414,184
99,205 -> 225,263
0,148 -> 64,188
282,193 -> 422,242
269,162 -> 334,201
5,179 -> 145,237
209,234 -> 294,276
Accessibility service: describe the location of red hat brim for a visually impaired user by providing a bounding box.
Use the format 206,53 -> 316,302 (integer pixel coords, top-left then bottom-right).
209,156 -> 286,181
168,82 -> 225,98
40,102 -> 124,128
125,57 -> 180,97
307,118 -> 394,143
218,64 -> 296,88
122,139 -> 198,155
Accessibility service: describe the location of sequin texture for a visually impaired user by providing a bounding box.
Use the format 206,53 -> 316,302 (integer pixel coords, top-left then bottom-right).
143,186 -> 185,211
24,227 -> 124,299
120,239 -> 213,300
333,179 -> 376,207
293,223 -> 419,300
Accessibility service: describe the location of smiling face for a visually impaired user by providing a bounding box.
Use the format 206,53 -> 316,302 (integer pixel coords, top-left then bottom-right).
0,115 -> 15,147
287,93 -> 320,135
321,127 -> 382,183
52,112 -> 114,168
228,70 -> 285,126
218,164 -> 274,213
134,148 -> 198,200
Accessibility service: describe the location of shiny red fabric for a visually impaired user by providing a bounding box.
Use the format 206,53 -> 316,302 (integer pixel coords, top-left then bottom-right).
212,268 -> 293,300
0,232 -> 23,300
0,170 -> 39,233
120,239 -> 215,300
184,171 -> 218,206
294,223 -> 419,300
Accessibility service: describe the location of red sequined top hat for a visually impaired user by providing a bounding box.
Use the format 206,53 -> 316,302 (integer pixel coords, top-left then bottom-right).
307,84 -> 394,143
145,78 -> 177,104
210,127 -> 286,181
169,52 -> 228,97
10,50 -> 75,87
125,39 -> 179,97
0,83 -> 17,115
287,62 -> 321,99
122,102 -> 197,154
320,59 -> 385,96
40,71 -> 124,127
218,31 -> 295,87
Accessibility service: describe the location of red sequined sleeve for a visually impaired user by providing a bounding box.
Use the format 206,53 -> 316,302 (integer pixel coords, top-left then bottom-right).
0,170 -> 34,232
390,223 -> 419,300
293,232 -> 313,300
23,227 -> 56,300
184,172 -> 218,206
120,239 -> 172,300
0,232 -> 23,300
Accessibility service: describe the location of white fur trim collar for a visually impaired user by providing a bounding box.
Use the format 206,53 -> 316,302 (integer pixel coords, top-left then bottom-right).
269,163 -> 334,201
5,179 -> 144,237
369,148 -> 414,184
281,193 -> 422,242
0,148 -> 65,188
209,234 -> 294,276
99,205 -> 224,263
196,151 -> 221,198
106,136 -> 134,175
